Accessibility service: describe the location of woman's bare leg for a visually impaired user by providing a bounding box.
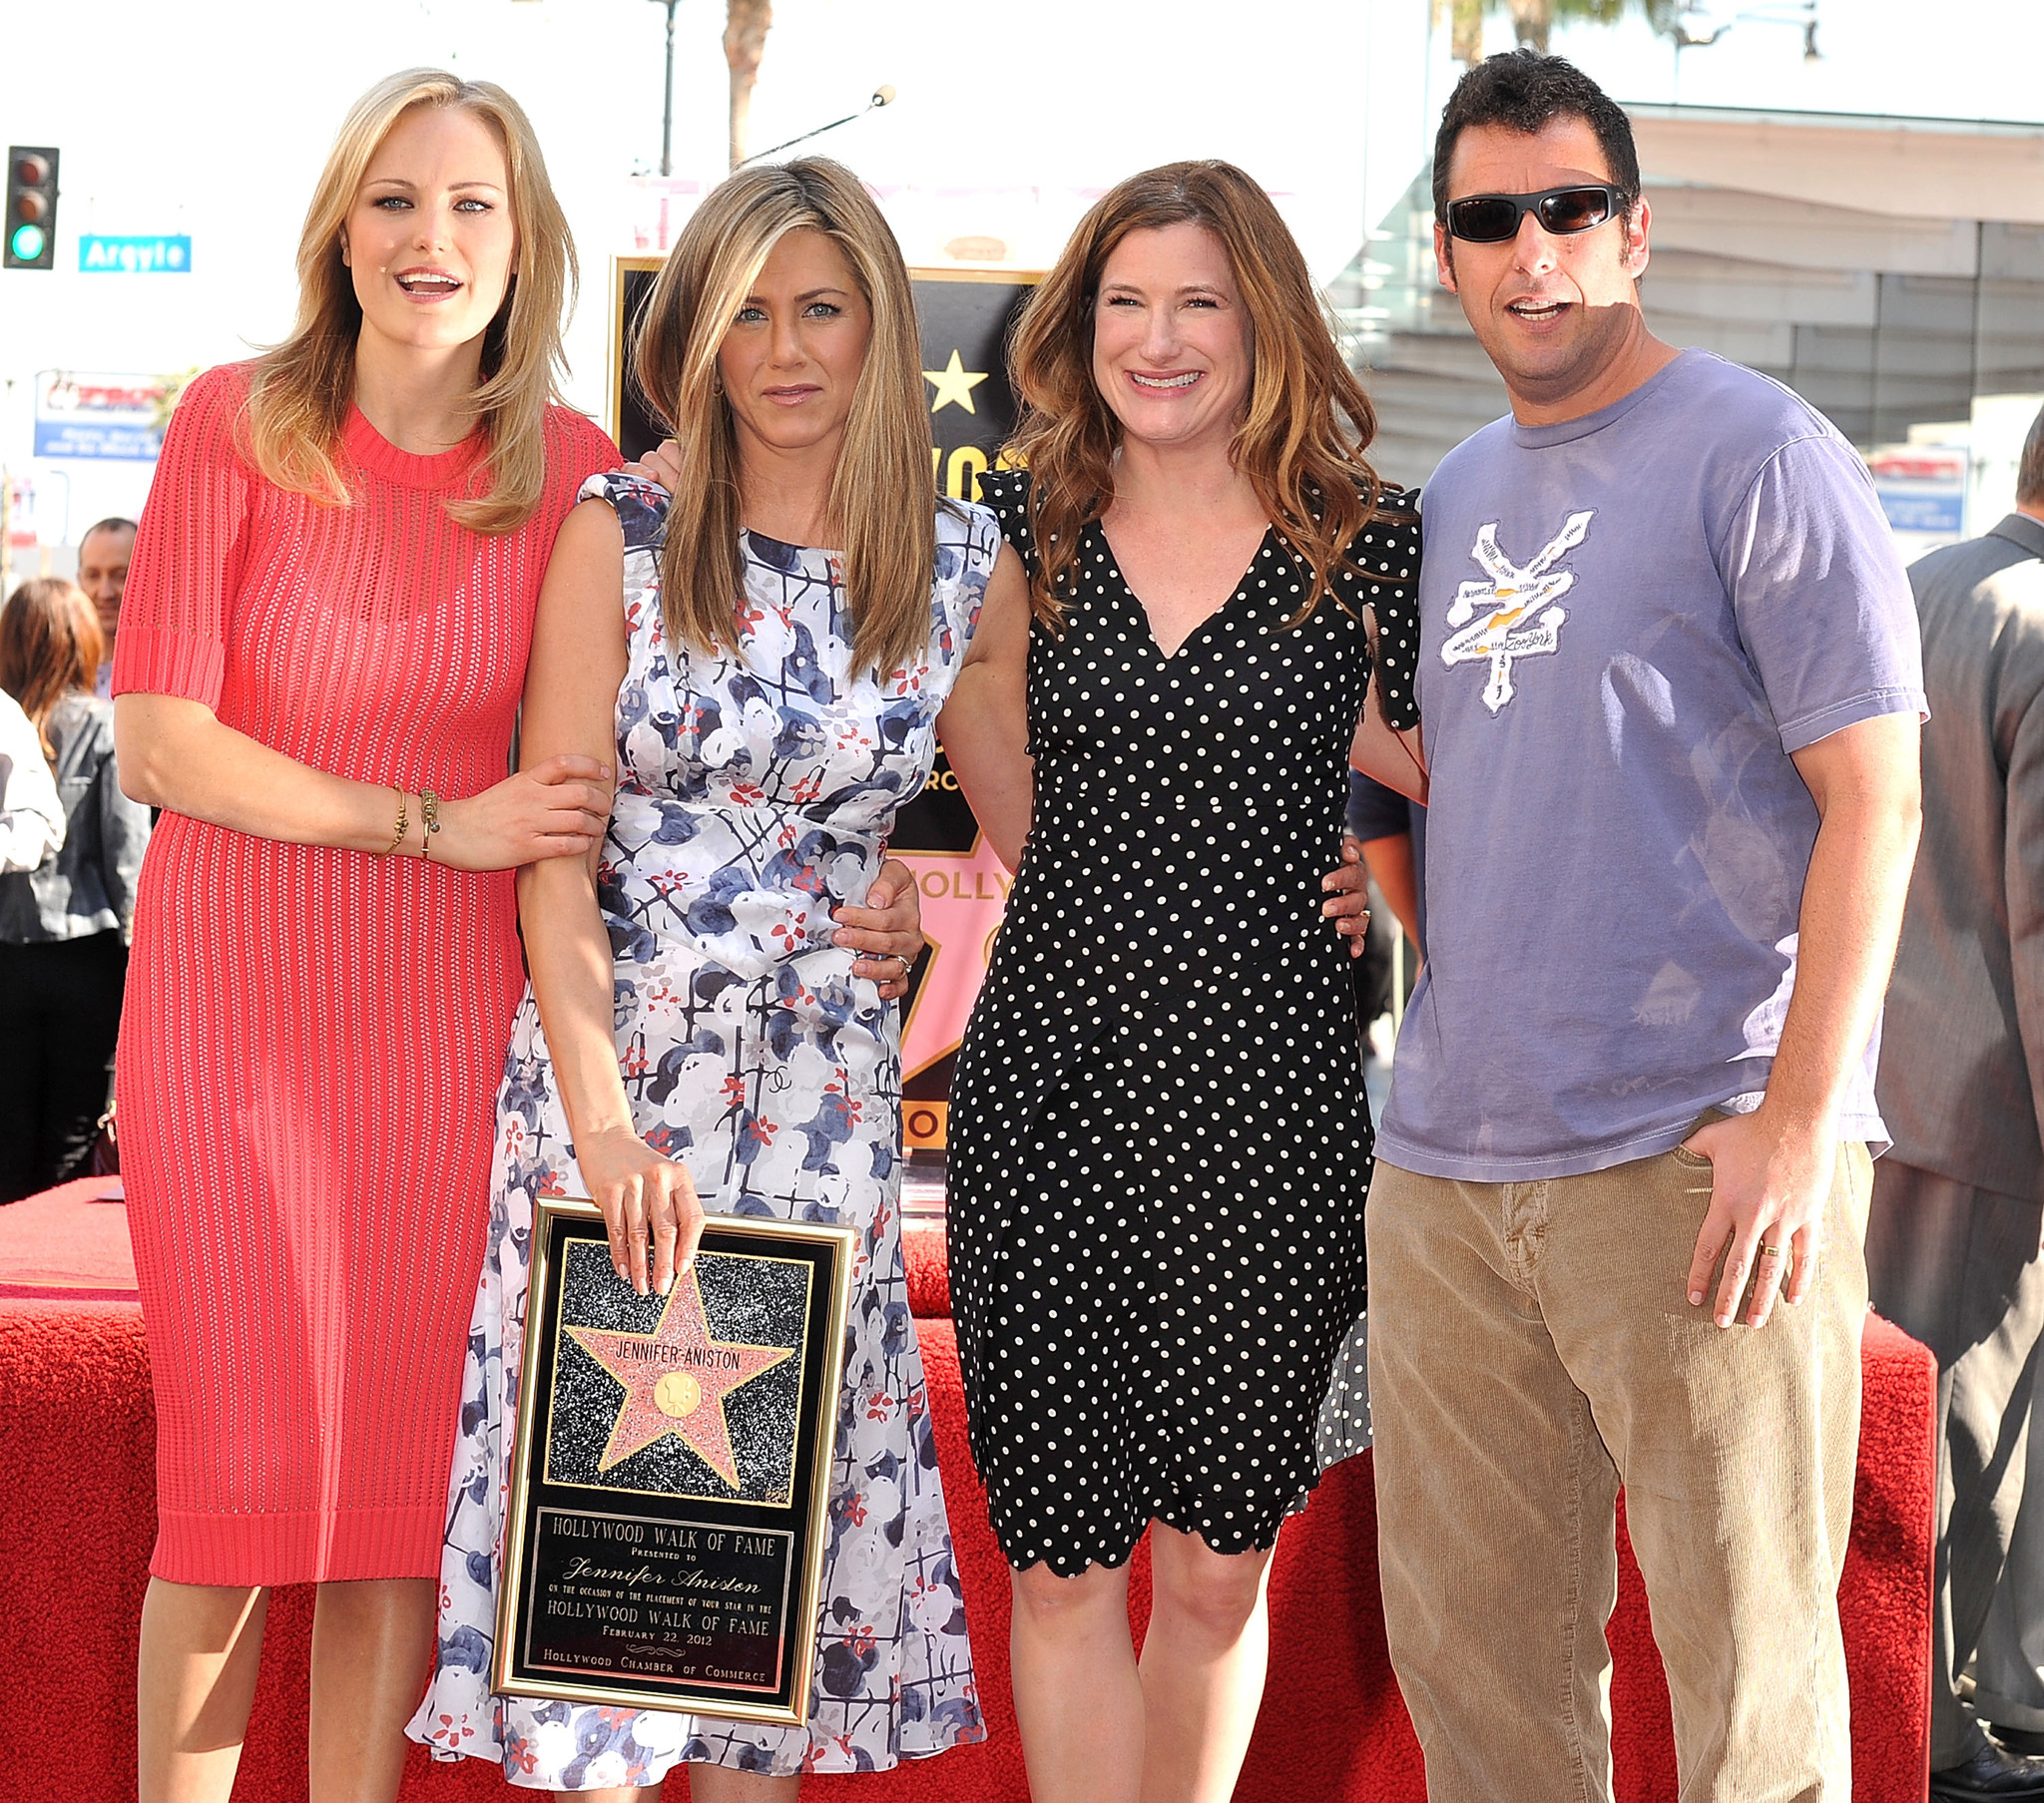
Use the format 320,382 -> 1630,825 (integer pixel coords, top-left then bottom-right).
305,1577 -> 435,1803
1136,1525 -> 1277,1803
1010,1558 -> 1145,1803
138,1578 -> 270,1803
691,1770 -> 800,1801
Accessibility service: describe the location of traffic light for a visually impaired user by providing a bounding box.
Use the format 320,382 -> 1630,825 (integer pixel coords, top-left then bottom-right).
5,148 -> 59,270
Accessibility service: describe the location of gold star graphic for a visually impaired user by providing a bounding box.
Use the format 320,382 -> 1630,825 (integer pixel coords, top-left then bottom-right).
923,348 -> 990,416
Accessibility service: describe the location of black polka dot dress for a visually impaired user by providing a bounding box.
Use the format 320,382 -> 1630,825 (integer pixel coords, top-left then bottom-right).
947,469 -> 1421,1577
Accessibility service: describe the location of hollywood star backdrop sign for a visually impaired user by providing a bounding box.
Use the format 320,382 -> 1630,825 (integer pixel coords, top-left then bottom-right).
610,259 -> 1038,1152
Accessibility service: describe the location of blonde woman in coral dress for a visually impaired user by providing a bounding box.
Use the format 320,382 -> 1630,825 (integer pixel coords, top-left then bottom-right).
111,73 -> 922,1803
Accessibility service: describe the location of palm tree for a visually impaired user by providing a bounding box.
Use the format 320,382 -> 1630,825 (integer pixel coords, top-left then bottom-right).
1436,0 -> 1687,60
725,0 -> 772,169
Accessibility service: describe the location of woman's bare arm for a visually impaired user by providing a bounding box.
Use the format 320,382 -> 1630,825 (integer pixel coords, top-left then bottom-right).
114,696 -> 609,871
937,544 -> 1035,870
1348,605 -> 1428,804
1317,605 -> 1425,951
517,499 -> 702,1296
1351,708 -> 1428,804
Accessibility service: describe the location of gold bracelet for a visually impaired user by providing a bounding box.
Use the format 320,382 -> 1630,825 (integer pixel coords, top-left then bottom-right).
419,789 -> 441,861
385,785 -> 409,856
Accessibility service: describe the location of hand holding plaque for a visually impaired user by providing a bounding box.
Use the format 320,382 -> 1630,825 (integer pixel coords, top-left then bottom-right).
570,1122 -> 705,1296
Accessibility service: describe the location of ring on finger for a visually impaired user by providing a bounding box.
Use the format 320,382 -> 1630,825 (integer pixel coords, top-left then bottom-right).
1758,1242 -> 1784,1261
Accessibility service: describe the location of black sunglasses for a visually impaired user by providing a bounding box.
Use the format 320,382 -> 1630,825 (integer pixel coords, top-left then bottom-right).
1444,184 -> 1626,244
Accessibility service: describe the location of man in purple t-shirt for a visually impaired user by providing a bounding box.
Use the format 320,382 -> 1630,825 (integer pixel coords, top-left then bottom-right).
1366,52 -> 1932,1802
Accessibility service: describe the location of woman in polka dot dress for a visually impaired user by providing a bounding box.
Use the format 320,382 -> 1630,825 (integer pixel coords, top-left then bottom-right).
938,163 -> 1424,1801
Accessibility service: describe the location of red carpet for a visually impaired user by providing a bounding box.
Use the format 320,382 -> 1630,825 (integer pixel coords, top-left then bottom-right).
0,1173 -> 139,1299
0,1198 -> 1931,1801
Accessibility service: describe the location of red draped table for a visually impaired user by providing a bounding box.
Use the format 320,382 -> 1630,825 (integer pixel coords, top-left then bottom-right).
0,1178 -> 1932,1801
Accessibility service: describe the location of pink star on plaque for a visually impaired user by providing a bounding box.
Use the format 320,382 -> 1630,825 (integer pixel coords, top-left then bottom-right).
567,1271 -> 793,1487
895,832 -> 1013,1083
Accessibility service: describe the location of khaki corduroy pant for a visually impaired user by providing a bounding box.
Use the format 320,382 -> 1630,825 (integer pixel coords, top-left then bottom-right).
1366,1133 -> 1871,1802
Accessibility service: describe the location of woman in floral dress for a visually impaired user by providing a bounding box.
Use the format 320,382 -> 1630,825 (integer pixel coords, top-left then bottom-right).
408,159 -> 1026,1796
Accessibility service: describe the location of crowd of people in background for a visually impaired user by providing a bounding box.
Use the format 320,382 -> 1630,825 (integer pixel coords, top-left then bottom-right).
0,524 -> 150,1203
8,37 -> 2044,1803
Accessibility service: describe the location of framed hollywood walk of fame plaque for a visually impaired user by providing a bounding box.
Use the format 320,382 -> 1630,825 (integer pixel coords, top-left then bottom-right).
496,1197 -> 855,1723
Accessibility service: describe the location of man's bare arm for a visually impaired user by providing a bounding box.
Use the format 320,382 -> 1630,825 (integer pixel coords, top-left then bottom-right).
1359,831 -> 1423,959
1683,709 -> 1921,1327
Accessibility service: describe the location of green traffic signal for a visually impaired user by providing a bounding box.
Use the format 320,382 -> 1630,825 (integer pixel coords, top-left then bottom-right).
4,145 -> 58,269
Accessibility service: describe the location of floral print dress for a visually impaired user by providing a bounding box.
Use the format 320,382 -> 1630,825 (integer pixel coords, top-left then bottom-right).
408,474 -> 995,1787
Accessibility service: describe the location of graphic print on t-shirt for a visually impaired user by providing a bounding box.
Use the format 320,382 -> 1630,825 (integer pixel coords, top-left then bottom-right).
1442,509 -> 1595,712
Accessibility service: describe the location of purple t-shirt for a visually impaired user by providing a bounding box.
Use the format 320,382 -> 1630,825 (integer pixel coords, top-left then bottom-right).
1377,350 -> 1925,1182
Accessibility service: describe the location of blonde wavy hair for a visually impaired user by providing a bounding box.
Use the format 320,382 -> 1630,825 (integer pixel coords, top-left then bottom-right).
243,69 -> 576,535
1005,160 -> 1402,631
633,158 -> 937,679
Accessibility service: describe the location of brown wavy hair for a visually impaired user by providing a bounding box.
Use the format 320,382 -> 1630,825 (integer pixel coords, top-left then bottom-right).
0,578 -> 102,765
633,158 -> 938,679
1005,160 -> 1398,630
243,69 -> 578,535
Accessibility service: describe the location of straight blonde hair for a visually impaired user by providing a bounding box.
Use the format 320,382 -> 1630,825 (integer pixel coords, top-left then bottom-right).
633,158 -> 937,679
1005,160 -> 1403,631
243,69 -> 576,535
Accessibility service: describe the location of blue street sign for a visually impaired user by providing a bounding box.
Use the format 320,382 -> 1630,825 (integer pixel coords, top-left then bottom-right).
1873,482 -> 1966,536
33,419 -> 161,459
78,233 -> 191,273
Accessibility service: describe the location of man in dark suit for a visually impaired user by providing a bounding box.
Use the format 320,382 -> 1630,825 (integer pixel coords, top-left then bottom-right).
1870,402 -> 2044,1800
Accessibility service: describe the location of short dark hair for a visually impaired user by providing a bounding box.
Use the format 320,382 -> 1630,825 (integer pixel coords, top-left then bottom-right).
79,516 -> 138,552
2019,403 -> 2044,509
1432,50 -> 1642,225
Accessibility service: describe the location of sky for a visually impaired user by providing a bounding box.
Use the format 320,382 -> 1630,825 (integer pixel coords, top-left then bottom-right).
4,0 -> 2043,537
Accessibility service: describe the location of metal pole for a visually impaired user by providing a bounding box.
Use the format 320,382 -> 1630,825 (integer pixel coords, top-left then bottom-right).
739,88 -> 895,168
660,0 -> 678,178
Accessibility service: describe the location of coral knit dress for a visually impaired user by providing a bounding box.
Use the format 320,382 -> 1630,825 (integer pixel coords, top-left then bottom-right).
112,362 -> 617,1585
